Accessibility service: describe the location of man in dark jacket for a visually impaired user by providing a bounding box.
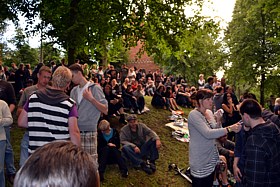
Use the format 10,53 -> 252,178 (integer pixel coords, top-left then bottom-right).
239,99 -> 280,187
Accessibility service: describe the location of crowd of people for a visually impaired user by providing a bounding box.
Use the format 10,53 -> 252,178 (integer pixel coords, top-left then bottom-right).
0,60 -> 280,187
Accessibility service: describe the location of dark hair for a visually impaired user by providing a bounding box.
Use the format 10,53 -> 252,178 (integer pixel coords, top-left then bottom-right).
68,64 -> 84,76
207,76 -> 214,83
242,92 -> 257,101
195,89 -> 213,106
14,141 -> 99,187
215,86 -> 223,93
239,99 -> 262,119
222,92 -> 232,105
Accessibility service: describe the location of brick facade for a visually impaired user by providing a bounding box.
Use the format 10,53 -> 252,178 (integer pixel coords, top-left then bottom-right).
128,41 -> 160,72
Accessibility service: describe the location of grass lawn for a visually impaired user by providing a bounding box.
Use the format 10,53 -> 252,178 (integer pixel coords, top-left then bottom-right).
8,96 -> 192,187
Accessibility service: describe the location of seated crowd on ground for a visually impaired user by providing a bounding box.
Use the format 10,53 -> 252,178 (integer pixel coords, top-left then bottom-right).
1,60 -> 280,187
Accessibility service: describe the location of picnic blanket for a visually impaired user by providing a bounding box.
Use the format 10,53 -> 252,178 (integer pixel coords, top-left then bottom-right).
165,122 -> 190,142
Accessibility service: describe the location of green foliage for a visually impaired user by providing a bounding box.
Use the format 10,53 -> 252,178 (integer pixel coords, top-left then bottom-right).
0,0 -> 20,31
225,0 -> 280,105
3,28 -> 39,67
18,0 -> 207,66
41,42 -> 63,65
14,44 -> 39,66
145,15 -> 224,86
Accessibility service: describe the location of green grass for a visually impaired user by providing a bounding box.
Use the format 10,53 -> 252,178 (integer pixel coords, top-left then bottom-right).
8,96 -> 192,187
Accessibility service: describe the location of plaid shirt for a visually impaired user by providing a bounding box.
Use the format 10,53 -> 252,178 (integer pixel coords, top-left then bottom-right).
244,121 -> 280,187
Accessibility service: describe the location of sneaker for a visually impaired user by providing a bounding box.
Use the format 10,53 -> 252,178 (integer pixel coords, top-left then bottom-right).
141,163 -> 153,175
147,160 -> 156,173
129,109 -> 134,113
121,170 -> 129,178
137,110 -> 141,114
141,109 -> 145,114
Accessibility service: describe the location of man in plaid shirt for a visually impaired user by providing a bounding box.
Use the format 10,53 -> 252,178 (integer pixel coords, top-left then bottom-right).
239,99 -> 280,187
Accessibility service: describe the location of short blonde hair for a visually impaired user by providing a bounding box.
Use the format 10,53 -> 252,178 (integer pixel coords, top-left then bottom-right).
275,98 -> 280,106
98,120 -> 110,131
52,66 -> 72,89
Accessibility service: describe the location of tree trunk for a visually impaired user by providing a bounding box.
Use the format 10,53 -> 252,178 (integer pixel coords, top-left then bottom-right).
101,40 -> 108,67
67,0 -> 80,65
260,73 -> 265,106
68,47 -> 75,66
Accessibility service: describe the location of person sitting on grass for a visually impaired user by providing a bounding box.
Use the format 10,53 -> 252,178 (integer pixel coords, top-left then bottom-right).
164,86 -> 181,111
122,84 -> 141,114
97,120 -> 128,181
120,114 -> 161,175
133,84 -> 146,114
151,84 -> 172,111
103,84 -> 127,124
14,141 -> 100,187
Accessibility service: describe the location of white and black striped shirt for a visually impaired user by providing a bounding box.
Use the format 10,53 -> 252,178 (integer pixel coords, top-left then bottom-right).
27,93 -> 75,154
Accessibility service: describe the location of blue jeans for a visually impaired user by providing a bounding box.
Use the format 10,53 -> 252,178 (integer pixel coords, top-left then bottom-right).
4,126 -> 16,175
20,131 -> 29,167
122,139 -> 159,166
0,140 -> 6,187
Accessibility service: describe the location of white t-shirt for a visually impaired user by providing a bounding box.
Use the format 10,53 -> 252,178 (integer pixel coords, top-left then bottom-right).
76,82 -> 91,104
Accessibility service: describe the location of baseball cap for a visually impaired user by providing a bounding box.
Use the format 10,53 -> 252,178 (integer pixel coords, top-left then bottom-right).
127,114 -> 137,121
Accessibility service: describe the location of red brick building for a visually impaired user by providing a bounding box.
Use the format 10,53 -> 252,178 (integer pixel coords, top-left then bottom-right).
128,41 -> 160,72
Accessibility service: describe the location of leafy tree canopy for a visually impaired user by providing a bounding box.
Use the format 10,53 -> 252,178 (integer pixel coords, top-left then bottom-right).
225,0 -> 280,104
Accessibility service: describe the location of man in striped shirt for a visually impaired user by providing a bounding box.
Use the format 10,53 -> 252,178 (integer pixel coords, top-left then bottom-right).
18,66 -> 81,154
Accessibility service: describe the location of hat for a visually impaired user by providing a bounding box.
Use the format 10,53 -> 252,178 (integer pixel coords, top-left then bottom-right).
127,114 -> 137,121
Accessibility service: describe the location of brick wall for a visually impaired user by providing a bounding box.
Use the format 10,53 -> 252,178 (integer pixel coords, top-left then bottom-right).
128,41 -> 160,72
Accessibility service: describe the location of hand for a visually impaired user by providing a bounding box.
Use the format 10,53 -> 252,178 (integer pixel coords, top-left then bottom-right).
229,150 -> 234,157
156,139 -> 161,149
107,143 -> 116,147
134,146 -> 140,153
110,99 -> 118,105
83,88 -> 93,101
230,123 -> 242,133
233,164 -> 242,182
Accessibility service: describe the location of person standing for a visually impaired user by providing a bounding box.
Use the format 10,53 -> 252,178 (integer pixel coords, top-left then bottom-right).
0,74 -> 17,184
18,66 -> 81,154
16,66 -> 52,167
0,100 -> 13,187
239,99 -> 280,186
188,89 -> 241,187
198,74 -> 205,90
69,64 -> 108,162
